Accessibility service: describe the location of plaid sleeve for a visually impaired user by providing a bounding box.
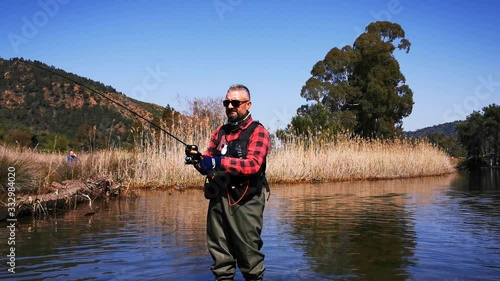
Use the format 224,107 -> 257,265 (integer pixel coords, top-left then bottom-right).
221,125 -> 270,176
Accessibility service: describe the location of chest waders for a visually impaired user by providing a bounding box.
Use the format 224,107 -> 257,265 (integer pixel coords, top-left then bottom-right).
206,121 -> 269,280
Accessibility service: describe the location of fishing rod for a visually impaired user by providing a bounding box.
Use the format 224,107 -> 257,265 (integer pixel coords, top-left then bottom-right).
18,59 -> 201,163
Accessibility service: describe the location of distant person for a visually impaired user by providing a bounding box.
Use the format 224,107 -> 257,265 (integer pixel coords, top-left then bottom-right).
67,150 -> 78,163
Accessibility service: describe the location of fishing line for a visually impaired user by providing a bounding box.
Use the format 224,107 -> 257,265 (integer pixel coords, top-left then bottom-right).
18,59 -> 189,146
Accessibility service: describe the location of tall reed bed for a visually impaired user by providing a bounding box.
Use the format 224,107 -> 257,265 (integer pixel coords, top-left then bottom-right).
267,135 -> 454,184
1,131 -> 454,194
0,145 -> 42,192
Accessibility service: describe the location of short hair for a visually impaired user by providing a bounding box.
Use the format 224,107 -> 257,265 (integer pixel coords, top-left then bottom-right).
227,84 -> 251,100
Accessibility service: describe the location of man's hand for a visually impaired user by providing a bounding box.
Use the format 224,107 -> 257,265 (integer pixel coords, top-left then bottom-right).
185,144 -> 198,155
185,145 -> 202,165
199,156 -> 221,175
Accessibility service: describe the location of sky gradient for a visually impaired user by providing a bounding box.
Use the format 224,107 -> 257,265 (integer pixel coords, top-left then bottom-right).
1,0 -> 499,132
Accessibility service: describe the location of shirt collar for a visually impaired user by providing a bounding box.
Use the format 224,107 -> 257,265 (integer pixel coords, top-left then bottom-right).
225,114 -> 253,132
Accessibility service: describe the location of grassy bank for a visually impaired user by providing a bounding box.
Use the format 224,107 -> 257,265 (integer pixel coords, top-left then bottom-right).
0,131 -> 455,194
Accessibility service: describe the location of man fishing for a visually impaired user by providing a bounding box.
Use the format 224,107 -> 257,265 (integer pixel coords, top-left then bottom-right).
187,84 -> 270,281
20,60 -> 271,280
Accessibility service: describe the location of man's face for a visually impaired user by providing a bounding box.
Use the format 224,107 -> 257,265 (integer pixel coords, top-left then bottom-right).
225,89 -> 252,122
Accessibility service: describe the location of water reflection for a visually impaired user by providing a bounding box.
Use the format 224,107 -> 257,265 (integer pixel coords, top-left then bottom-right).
446,170 -> 500,241
270,175 -> 456,281
407,172 -> 500,281
4,190 -> 212,281
453,169 -> 500,192
1,172 -> 500,280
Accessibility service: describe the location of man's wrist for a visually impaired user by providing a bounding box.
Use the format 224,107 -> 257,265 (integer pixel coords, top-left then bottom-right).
214,156 -> 222,168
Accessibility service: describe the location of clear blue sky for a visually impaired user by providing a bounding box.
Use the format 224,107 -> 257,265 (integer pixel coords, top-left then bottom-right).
1,0 -> 499,132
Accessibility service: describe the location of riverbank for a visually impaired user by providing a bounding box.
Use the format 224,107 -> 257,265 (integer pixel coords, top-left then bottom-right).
1,137 -> 455,218
1,135 -> 454,194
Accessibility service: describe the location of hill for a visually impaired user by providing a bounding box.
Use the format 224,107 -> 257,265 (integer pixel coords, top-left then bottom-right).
403,121 -> 466,158
403,121 -> 462,138
0,57 -> 176,151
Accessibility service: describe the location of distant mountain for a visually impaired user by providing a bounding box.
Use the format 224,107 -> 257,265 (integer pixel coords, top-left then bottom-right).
403,121 -> 467,158
0,57 -> 176,150
403,121 -> 463,138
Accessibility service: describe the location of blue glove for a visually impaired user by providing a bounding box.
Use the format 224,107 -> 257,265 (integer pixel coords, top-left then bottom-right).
199,156 -> 221,175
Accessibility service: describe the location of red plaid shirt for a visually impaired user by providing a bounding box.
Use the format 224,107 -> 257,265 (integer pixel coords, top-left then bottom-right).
203,116 -> 270,176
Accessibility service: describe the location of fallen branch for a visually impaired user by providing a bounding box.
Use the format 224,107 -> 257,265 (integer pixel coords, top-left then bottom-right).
0,178 -> 123,220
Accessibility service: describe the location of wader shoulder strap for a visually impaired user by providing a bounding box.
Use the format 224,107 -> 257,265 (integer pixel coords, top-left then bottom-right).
241,122 -> 271,197
238,121 -> 261,142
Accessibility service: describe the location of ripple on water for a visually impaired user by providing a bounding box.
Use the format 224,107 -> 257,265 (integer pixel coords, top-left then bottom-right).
2,173 -> 500,280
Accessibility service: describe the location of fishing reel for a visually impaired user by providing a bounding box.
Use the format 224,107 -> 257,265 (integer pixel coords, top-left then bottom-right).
185,145 -> 202,165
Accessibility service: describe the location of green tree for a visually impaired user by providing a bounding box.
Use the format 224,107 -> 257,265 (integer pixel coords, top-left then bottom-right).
456,104 -> 500,165
426,132 -> 466,158
40,133 -> 71,151
482,104 -> 500,163
290,103 -> 344,138
5,129 -> 32,147
456,112 -> 484,159
292,21 -> 413,138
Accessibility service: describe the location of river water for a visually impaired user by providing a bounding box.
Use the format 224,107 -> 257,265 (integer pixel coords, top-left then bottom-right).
1,170 -> 500,280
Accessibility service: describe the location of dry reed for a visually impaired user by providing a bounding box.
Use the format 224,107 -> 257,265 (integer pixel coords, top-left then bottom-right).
267,135 -> 454,184
0,129 -> 454,194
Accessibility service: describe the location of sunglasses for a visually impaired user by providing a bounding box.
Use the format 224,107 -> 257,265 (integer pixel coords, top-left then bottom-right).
223,100 -> 249,108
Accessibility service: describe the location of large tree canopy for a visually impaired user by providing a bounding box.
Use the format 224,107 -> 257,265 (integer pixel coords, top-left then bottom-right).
456,104 -> 500,164
290,21 -> 413,138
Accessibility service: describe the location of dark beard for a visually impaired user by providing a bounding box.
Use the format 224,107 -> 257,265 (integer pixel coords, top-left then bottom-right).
227,115 -> 239,123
